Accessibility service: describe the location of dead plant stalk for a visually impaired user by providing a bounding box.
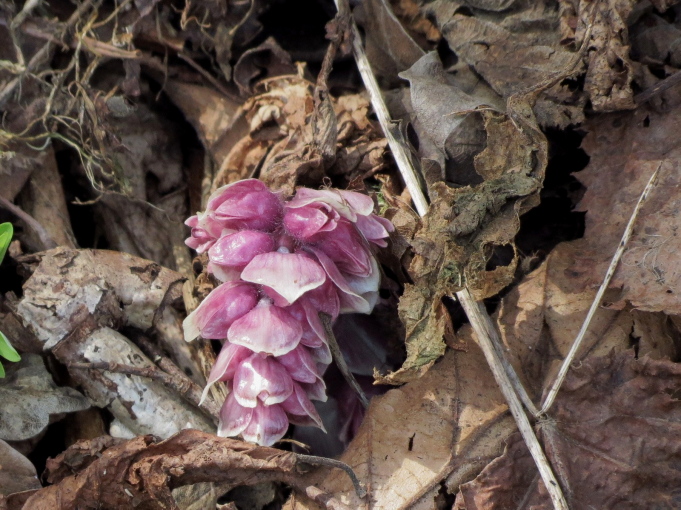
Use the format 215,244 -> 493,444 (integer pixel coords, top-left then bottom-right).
332,0 -> 568,508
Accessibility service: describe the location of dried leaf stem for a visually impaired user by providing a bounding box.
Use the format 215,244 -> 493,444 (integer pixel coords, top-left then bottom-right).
320,312 -> 370,409
333,0 -> 428,216
332,1 -> 568,507
69,360 -> 221,423
539,162 -> 662,416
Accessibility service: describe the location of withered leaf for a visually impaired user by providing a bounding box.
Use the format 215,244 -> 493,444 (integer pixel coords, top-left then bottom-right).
354,0 -> 425,85
0,355 -> 90,441
289,343 -> 515,510
455,352 -> 681,509
0,439 -> 41,495
564,106 -> 681,315
24,429 -> 346,510
385,110 -> 544,382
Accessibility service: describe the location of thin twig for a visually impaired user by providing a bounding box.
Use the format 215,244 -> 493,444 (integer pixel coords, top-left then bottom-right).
539,162 -> 662,416
0,195 -> 57,250
635,71 -> 681,105
320,312 -> 370,409
296,453 -> 367,498
331,1 -> 571,506
455,291 -> 568,509
333,0 -> 428,216
69,359 -> 220,423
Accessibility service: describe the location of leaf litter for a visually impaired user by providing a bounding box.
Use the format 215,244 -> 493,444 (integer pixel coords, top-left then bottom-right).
2,0 -> 681,508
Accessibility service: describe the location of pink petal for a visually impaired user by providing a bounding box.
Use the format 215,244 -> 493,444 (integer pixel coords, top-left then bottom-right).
309,341 -> 332,365
337,190 -> 376,216
287,188 -> 358,221
302,279 -> 340,320
234,353 -> 294,407
308,248 -> 374,314
286,301 -> 325,348
183,282 -> 259,341
301,378 -> 328,402
206,179 -> 271,211
209,231 -> 275,269
355,214 -> 393,247
202,343 -> 253,403
206,262 -> 242,283
210,180 -> 283,231
228,301 -> 302,355
241,251 -> 326,305
283,203 -> 339,240
277,345 -> 322,384
282,383 -> 325,429
218,392 -> 253,438
315,220 -> 372,276
241,403 -> 289,446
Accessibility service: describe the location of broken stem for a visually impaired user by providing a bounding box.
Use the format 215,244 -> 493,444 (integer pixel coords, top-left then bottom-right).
539,162 -> 662,416
333,0 -> 428,216
69,360 -> 221,423
332,2 -> 568,506
454,290 -> 568,509
320,312 -> 370,409
296,453 -> 367,498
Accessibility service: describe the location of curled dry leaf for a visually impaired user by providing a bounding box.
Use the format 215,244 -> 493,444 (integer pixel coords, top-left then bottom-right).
287,343 -> 515,510
14,248 -> 213,438
563,106 -> 681,315
0,439 -> 41,496
24,429 -> 355,510
212,75 -> 388,193
424,0 -> 640,123
382,109 -> 545,383
454,352 -> 681,509
0,354 -> 90,442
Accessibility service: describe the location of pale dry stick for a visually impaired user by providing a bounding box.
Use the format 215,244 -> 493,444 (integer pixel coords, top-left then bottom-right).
333,0 -> 428,217
332,2 -> 567,507
539,163 -> 662,416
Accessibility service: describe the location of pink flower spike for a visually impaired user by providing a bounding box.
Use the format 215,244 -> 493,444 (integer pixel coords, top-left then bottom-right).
234,353 -> 294,407
241,402 -> 289,446
241,251 -> 326,305
228,300 -> 303,355
218,392 -> 253,438
277,345 -> 322,384
183,282 -> 259,341
208,231 -> 275,280
283,203 -> 339,240
202,343 -> 253,404
282,383 -> 325,430
206,178 -> 270,210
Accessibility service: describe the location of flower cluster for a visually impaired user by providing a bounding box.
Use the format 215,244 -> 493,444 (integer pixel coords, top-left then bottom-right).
184,179 -> 393,446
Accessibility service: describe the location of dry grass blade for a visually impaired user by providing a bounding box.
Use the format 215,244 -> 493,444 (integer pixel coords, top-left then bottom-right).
539,162 -> 662,416
332,0 -> 568,507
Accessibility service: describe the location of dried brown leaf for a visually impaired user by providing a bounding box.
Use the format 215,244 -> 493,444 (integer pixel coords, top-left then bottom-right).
564,106 -> 681,314
289,344 -> 515,510
354,0 -> 426,85
384,110 -> 544,382
0,355 -> 90,442
0,439 -> 41,495
454,352 -> 681,509
25,430 -> 353,510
